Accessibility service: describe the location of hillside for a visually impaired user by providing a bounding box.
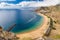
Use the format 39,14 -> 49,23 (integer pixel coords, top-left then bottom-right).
36,5 -> 60,40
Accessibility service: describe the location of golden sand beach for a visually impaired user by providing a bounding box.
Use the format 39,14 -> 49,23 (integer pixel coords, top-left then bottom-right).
16,13 -> 50,40
35,5 -> 60,40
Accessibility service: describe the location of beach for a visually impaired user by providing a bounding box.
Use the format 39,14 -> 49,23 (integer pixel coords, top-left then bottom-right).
16,13 -> 50,40
35,5 -> 60,40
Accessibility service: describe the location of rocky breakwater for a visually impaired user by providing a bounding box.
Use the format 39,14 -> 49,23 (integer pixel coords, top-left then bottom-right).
0,26 -> 19,40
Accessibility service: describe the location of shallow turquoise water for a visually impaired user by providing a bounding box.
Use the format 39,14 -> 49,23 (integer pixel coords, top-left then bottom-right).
0,9 -> 44,33
11,14 -> 44,33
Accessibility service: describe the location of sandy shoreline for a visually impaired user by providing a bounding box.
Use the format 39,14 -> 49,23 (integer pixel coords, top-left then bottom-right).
16,13 -> 50,40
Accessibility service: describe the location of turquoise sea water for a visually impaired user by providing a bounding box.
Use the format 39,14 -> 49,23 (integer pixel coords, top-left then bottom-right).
11,13 -> 44,33
0,9 -> 44,33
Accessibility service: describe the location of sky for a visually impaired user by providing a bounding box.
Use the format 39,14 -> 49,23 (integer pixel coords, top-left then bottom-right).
0,0 -> 59,8
0,0 -> 44,4
0,0 -> 22,4
17,0 -> 59,7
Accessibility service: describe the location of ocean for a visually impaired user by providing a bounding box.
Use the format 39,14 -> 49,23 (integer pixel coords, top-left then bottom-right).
0,9 -> 44,33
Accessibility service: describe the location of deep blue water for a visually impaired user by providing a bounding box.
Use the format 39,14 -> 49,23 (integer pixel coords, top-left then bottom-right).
0,9 -> 43,33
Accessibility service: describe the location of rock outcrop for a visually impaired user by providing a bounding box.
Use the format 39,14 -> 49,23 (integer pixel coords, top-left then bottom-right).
0,26 -> 19,40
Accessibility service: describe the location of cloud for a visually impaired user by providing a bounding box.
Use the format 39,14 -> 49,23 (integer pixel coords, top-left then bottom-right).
17,0 -> 59,7
0,0 -> 59,9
